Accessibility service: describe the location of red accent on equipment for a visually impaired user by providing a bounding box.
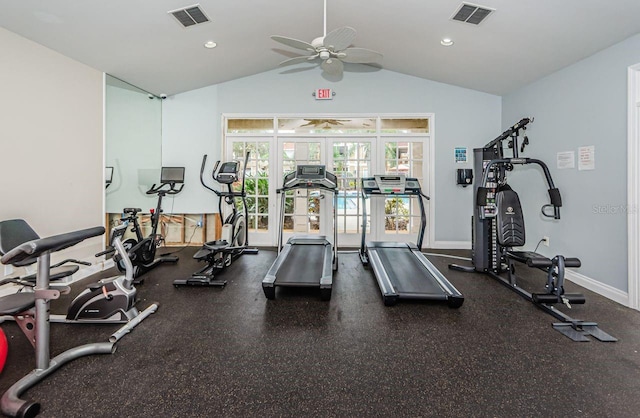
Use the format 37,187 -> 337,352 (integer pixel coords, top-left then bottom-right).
0,328 -> 8,373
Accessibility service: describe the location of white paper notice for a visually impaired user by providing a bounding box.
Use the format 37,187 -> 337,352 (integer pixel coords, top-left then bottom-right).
557,151 -> 575,169
578,146 -> 595,171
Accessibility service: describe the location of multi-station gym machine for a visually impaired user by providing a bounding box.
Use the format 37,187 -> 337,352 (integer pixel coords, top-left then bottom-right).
450,118 -> 616,342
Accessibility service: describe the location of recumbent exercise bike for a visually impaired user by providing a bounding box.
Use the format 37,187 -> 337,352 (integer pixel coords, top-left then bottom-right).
174,152 -> 257,287
0,221 -> 157,417
0,219 -> 158,325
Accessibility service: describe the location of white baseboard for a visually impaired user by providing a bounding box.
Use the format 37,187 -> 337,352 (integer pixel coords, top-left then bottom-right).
431,240 -> 471,250
565,269 -> 630,307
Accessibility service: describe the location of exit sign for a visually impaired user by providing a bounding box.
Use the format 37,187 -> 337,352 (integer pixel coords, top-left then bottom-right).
315,88 -> 333,100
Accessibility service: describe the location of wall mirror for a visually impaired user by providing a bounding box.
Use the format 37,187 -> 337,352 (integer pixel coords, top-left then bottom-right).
105,75 -> 162,223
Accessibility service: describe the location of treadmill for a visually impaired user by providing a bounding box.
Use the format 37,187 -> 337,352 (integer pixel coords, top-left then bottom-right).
360,174 -> 464,307
262,165 -> 338,301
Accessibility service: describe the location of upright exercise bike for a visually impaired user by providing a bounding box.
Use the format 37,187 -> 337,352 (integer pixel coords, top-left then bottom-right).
116,167 -> 184,281
174,152 -> 257,287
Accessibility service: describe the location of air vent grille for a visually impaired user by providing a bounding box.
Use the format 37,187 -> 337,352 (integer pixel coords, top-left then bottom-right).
169,4 -> 210,28
451,3 -> 494,25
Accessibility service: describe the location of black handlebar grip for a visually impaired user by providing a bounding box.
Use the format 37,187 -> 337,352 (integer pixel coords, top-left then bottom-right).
548,188 -> 562,207
201,155 -> 208,173
95,247 -> 115,257
564,258 -> 581,268
476,187 -> 489,206
146,184 -> 158,194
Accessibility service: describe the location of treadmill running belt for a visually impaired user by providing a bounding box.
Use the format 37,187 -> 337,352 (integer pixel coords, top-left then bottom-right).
276,244 -> 326,285
375,247 -> 442,294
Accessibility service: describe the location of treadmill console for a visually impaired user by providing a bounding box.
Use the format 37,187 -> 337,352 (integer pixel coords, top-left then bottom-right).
362,175 -> 421,195
283,165 -> 337,190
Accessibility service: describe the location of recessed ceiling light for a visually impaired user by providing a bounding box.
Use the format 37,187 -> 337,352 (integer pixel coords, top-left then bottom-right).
204,41 -> 217,49
441,38 -> 454,46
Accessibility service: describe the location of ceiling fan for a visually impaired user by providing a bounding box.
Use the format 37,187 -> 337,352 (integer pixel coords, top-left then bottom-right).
270,0 -> 383,76
300,119 -> 347,128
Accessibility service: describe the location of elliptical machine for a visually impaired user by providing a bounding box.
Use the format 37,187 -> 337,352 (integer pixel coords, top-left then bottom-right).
116,167 -> 184,281
174,152 -> 257,287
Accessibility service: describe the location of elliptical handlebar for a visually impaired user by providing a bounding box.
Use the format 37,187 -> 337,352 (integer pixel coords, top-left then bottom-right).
200,154 -> 220,196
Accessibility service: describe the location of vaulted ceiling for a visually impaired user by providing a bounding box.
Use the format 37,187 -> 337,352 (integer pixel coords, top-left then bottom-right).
2,0 -> 640,96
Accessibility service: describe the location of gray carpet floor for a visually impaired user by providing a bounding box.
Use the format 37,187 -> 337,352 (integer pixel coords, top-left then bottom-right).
1,247 -> 639,417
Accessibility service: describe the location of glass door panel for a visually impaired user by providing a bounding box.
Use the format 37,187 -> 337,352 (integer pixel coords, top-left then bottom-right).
379,140 -> 427,242
328,139 -> 373,246
228,139 -> 272,245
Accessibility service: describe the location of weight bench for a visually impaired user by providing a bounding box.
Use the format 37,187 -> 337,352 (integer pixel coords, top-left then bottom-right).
0,225 -> 113,417
0,220 -> 90,284
496,185 -> 585,307
494,185 -> 616,342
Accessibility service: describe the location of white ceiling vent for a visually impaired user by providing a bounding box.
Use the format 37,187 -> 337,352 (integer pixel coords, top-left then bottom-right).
451,3 -> 495,25
168,4 -> 210,28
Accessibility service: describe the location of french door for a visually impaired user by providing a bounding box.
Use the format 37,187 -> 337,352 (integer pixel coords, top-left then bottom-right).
375,138 -> 428,245
278,139 -> 333,244
227,139 -> 274,246
326,139 -> 374,247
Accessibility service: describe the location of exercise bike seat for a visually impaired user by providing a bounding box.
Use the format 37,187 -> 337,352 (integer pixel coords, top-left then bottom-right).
0,293 -> 35,316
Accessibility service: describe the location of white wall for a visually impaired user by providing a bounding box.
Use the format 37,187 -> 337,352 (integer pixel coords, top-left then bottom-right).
0,27 -> 104,275
503,33 -> 640,298
162,66 -> 502,244
161,85 -> 219,215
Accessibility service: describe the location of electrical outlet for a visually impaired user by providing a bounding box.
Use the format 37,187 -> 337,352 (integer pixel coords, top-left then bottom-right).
196,220 -> 203,228
543,236 -> 550,247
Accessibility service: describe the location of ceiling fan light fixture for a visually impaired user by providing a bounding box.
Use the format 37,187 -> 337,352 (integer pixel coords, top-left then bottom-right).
441,38 -> 454,46
269,0 -> 383,76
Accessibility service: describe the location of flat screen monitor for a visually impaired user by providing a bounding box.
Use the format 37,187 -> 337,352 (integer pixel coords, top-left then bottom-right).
105,166 -> 114,186
161,167 -> 185,184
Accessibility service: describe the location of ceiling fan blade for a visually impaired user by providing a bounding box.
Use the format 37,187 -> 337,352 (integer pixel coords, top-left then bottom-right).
321,58 -> 344,76
340,47 -> 383,64
271,35 -> 315,52
323,26 -> 356,51
279,55 -> 319,66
